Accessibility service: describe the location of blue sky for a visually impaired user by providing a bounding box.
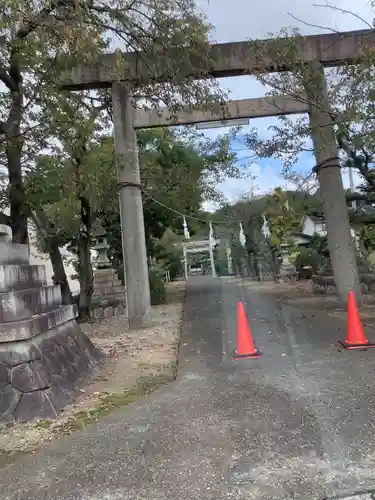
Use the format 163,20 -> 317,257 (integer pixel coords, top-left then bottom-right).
195,0 -> 374,208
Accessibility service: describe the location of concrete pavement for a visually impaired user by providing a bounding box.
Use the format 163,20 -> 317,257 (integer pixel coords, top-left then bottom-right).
3,276 -> 375,499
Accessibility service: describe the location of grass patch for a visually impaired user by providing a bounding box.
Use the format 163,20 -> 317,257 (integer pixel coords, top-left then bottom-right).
52,372 -> 174,437
34,420 -> 53,430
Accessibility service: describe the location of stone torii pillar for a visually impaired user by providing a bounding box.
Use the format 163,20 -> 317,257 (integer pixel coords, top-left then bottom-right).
111,84 -> 151,328
304,63 -> 362,306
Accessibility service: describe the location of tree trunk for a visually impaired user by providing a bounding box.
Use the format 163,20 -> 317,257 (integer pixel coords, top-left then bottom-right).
8,145 -> 28,244
6,78 -> 28,245
49,242 -> 73,305
31,211 -> 73,305
77,195 -> 93,322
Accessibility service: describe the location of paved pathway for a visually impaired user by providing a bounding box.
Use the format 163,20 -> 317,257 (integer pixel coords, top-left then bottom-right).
3,277 -> 375,499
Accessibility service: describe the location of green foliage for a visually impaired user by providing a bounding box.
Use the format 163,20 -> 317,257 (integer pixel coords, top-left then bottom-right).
360,224 -> 375,253
0,0 -> 227,244
243,21 -> 375,224
149,269 -> 167,305
294,248 -> 323,274
102,129 -> 238,267
217,187 -> 322,246
308,233 -> 329,257
164,252 -> 183,280
214,248 -> 229,276
264,188 -> 301,245
154,229 -> 183,280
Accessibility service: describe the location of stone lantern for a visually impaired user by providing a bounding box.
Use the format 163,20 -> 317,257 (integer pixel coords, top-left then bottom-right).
91,219 -> 126,319
92,219 -> 111,269
278,242 -> 296,279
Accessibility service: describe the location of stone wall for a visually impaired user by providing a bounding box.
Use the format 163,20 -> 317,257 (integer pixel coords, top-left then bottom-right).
313,273 -> 375,295
312,257 -> 375,295
0,230 -> 104,424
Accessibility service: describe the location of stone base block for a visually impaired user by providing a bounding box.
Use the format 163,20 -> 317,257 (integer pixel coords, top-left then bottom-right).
0,264 -> 47,292
0,320 -> 104,424
93,269 -> 117,282
92,285 -> 124,297
0,242 -> 29,265
0,285 -> 62,323
312,273 -> 375,295
93,304 -> 127,320
93,279 -> 122,288
92,295 -> 127,322
312,275 -> 337,294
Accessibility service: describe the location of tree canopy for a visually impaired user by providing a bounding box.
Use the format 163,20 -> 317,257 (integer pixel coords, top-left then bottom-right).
25,122 -> 242,315
0,0 -> 224,243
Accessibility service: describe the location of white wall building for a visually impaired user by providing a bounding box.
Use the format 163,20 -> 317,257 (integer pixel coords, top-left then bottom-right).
300,214 -> 327,237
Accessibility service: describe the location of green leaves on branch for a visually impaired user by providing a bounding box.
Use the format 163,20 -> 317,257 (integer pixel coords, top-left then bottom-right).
1,0 -> 228,243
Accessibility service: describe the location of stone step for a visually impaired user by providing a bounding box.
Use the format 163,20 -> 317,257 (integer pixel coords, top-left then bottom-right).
0,304 -> 78,342
92,285 -> 125,297
0,285 -> 62,323
0,265 -> 47,292
0,242 -> 29,265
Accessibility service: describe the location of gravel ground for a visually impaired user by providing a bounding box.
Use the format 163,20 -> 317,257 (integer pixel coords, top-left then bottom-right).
226,276 -> 375,326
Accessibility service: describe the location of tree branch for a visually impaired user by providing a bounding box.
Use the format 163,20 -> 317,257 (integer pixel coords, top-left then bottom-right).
15,0 -> 77,40
313,2 -> 373,30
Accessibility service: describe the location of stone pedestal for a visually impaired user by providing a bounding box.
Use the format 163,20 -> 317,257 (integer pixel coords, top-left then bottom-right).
0,230 -> 103,424
92,268 -> 127,321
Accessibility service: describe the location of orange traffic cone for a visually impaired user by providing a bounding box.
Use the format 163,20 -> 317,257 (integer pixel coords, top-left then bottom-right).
233,301 -> 261,360
339,291 -> 375,350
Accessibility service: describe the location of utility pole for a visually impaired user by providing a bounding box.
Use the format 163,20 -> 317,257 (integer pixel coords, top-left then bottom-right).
349,166 -> 357,210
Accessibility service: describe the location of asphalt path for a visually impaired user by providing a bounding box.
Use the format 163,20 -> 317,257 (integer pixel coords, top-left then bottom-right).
3,276 -> 375,500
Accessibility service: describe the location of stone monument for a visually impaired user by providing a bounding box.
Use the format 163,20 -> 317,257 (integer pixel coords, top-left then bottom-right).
91,220 -> 127,319
0,224 -> 104,424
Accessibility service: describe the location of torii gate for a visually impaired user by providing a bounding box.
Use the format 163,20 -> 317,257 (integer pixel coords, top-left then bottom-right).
61,29 -> 375,326
182,239 -> 227,279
